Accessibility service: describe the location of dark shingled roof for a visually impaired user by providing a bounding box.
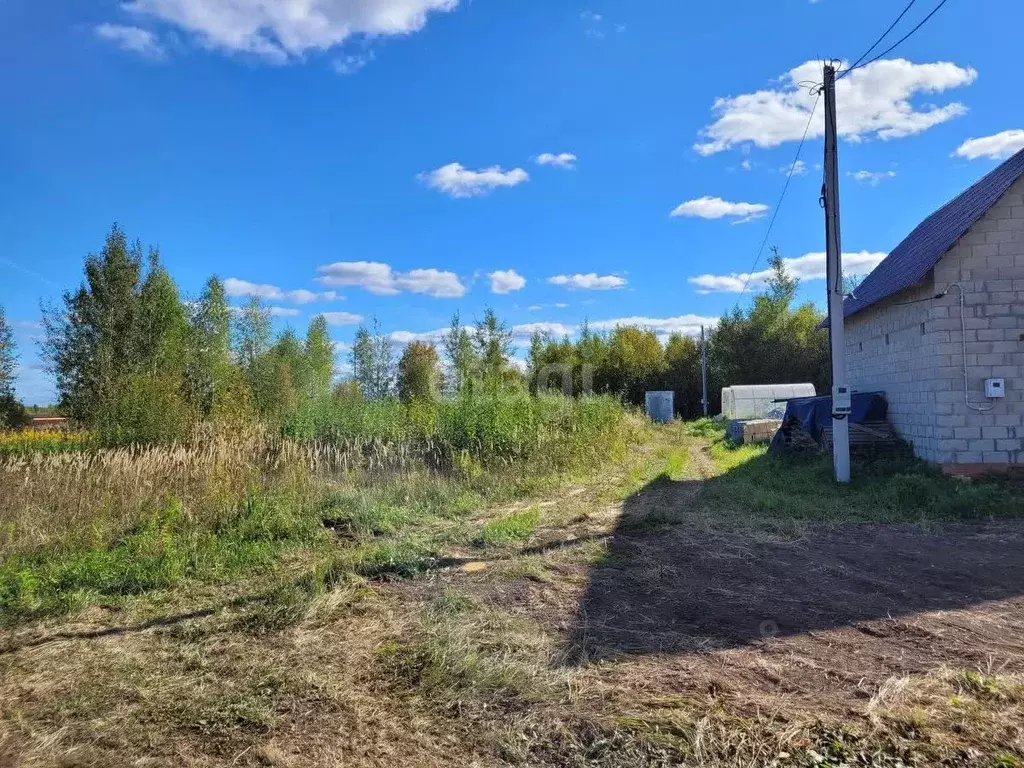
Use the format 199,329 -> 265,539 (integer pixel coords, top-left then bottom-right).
841,146 -> 1024,320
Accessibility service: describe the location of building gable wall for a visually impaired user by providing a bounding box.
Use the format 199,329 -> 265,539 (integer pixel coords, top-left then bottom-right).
845,176 -> 1024,465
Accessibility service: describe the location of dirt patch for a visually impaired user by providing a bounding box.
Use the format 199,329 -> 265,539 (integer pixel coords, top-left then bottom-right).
555,475 -> 1024,729
431,456 -> 1024,759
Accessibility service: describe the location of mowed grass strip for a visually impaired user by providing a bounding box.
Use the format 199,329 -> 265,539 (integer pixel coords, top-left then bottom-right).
691,420 -> 1023,528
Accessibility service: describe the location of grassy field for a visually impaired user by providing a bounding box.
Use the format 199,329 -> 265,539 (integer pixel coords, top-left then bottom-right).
2,418 -> 1023,766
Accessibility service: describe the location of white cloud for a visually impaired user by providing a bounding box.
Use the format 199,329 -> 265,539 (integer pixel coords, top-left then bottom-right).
580,9 -> 620,39
95,23 -> 165,58
511,322 -> 573,338
390,315 -> 716,347
670,196 -> 768,224
397,269 -> 466,298
694,58 -> 977,156
786,159 -> 808,177
548,273 -> 627,291
322,311 -> 364,326
225,278 -> 282,300
316,262 -> 397,295
286,288 -> 339,303
333,51 -> 374,75
268,306 -> 301,317
122,0 -> 458,63
589,314 -> 719,337
688,251 -> 888,293
488,269 -> 527,294
333,340 -> 352,353
953,129 -> 1024,160
419,163 -> 529,198
849,169 -> 897,186
388,327 -> 449,344
536,152 -> 578,170
316,261 -> 466,298
224,277 -> 338,303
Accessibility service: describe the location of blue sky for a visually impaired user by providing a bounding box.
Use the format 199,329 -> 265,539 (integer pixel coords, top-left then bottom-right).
3,0 -> 1024,403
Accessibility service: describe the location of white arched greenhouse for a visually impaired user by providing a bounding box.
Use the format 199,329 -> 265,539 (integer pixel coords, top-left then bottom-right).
720,383 -> 816,421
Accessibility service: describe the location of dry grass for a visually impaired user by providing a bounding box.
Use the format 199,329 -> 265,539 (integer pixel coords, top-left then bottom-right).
0,427 -> 372,557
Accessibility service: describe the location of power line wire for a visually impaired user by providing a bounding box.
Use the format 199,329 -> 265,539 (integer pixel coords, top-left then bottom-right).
734,90 -> 822,302
838,0 -> 951,79
839,0 -> 917,78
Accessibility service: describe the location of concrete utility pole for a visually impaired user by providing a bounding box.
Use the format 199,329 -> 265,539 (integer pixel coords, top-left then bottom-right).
700,325 -> 709,418
822,63 -> 851,483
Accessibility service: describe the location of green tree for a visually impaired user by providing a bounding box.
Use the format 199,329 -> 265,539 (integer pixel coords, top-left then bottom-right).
261,328 -> 303,421
576,320 -> 609,395
233,296 -> 272,371
662,333 -> 701,418
351,318 -> 393,399
529,332 -> 578,395
0,305 -> 27,428
0,304 -> 15,401
42,225 -> 145,422
604,326 -> 666,405
185,276 -> 234,417
136,250 -> 189,376
708,251 -> 829,413
397,342 -> 442,402
527,331 -> 546,391
303,315 -> 335,400
473,308 -> 514,389
232,296 -> 276,416
442,311 -> 477,394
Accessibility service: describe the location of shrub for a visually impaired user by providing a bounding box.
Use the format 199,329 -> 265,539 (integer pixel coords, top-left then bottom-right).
97,371 -> 197,445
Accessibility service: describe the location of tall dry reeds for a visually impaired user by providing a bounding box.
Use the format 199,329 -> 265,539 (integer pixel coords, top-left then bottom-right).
1,427 -> 318,557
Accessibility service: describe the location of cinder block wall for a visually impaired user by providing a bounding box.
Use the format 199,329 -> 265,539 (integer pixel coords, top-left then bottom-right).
844,176 -> 1024,466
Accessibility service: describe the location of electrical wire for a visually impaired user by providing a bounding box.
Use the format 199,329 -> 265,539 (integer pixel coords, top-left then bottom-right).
950,283 -> 996,412
839,0 -> 917,79
837,0 -> 951,79
734,90 -> 822,302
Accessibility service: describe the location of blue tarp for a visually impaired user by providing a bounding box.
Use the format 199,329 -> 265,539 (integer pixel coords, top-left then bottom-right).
772,392 -> 888,448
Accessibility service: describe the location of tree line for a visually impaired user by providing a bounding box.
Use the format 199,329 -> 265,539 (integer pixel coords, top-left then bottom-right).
33,226 -> 334,441
346,254 -> 831,417
0,225 -> 831,434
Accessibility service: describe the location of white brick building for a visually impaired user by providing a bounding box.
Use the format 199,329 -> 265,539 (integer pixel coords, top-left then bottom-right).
841,150 -> 1024,472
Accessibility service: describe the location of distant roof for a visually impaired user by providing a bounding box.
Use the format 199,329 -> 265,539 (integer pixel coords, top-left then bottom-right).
842,146 -> 1024,320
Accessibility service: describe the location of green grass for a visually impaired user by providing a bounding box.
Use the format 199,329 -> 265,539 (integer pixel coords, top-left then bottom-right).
700,433 -> 1023,527
684,417 -> 724,439
478,508 -> 539,546
0,493 -> 326,624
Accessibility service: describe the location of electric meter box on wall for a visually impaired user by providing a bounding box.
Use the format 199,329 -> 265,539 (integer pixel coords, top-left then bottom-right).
985,378 -> 1005,398
832,385 -> 852,415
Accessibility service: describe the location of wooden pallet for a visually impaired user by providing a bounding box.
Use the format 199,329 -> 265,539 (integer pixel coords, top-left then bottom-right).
822,420 -> 901,451
774,420 -> 902,455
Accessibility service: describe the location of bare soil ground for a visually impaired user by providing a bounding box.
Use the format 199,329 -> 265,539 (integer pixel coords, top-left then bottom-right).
2,429 -> 1023,767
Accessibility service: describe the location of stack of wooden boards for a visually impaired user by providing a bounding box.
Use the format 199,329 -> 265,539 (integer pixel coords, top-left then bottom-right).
773,420 -> 902,454
821,420 -> 902,452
